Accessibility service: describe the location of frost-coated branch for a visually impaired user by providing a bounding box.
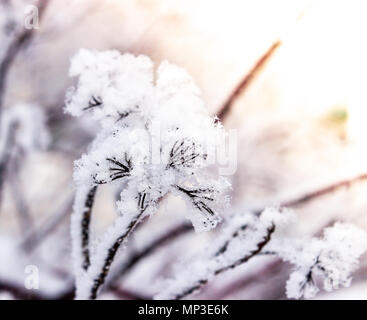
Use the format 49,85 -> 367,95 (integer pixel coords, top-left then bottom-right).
156,208 -> 367,300
155,209 -> 282,300
81,186 -> 97,270
89,203 -> 147,299
75,200 -> 150,299
266,222 -> 367,299
71,185 -> 97,279
217,41 -> 281,121
173,224 -> 275,300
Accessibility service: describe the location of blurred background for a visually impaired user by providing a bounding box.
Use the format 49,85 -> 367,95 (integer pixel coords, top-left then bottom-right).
1,0 -> 367,299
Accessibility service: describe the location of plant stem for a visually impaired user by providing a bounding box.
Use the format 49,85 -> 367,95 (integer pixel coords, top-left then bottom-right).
173,224 -> 275,300
81,186 -> 97,270
89,207 -> 147,299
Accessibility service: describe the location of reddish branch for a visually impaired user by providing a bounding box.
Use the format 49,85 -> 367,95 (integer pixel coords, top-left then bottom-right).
282,172 -> 367,207
217,41 -> 281,121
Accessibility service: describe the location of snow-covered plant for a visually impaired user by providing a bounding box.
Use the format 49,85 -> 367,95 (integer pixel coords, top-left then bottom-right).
65,50 -> 230,299
271,222 -> 367,299
155,207 -> 367,300
155,207 -> 288,299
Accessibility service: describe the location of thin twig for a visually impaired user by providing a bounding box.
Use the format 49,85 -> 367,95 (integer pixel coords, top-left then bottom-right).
89,202 -> 148,299
0,121 -> 17,205
20,191 -> 74,251
112,223 -> 192,281
213,259 -> 284,299
216,4 -> 312,122
217,41 -> 281,121
173,224 -> 275,300
282,173 -> 367,208
0,279 -> 44,300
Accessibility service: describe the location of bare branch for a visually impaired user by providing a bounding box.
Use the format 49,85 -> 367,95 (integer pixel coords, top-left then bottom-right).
113,223 -> 192,281
282,173 -> 367,208
217,41 -> 281,121
81,186 -> 97,270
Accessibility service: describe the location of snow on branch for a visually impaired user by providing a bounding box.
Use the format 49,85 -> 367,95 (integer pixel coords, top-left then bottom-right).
155,208 -> 367,300
66,50 -> 230,299
267,222 -> 367,299
154,208 -> 284,300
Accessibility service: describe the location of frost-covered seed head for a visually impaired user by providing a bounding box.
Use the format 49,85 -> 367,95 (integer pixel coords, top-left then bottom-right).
66,50 -> 231,231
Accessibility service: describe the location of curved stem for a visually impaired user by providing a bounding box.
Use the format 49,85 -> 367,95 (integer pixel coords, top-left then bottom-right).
216,41 -> 281,121
71,185 -> 97,283
81,186 -> 97,270
89,208 -> 146,299
173,224 -> 275,300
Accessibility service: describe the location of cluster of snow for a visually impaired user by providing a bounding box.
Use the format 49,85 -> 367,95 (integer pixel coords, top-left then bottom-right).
156,207 -> 367,300
66,50 -> 230,298
67,50 -> 230,231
